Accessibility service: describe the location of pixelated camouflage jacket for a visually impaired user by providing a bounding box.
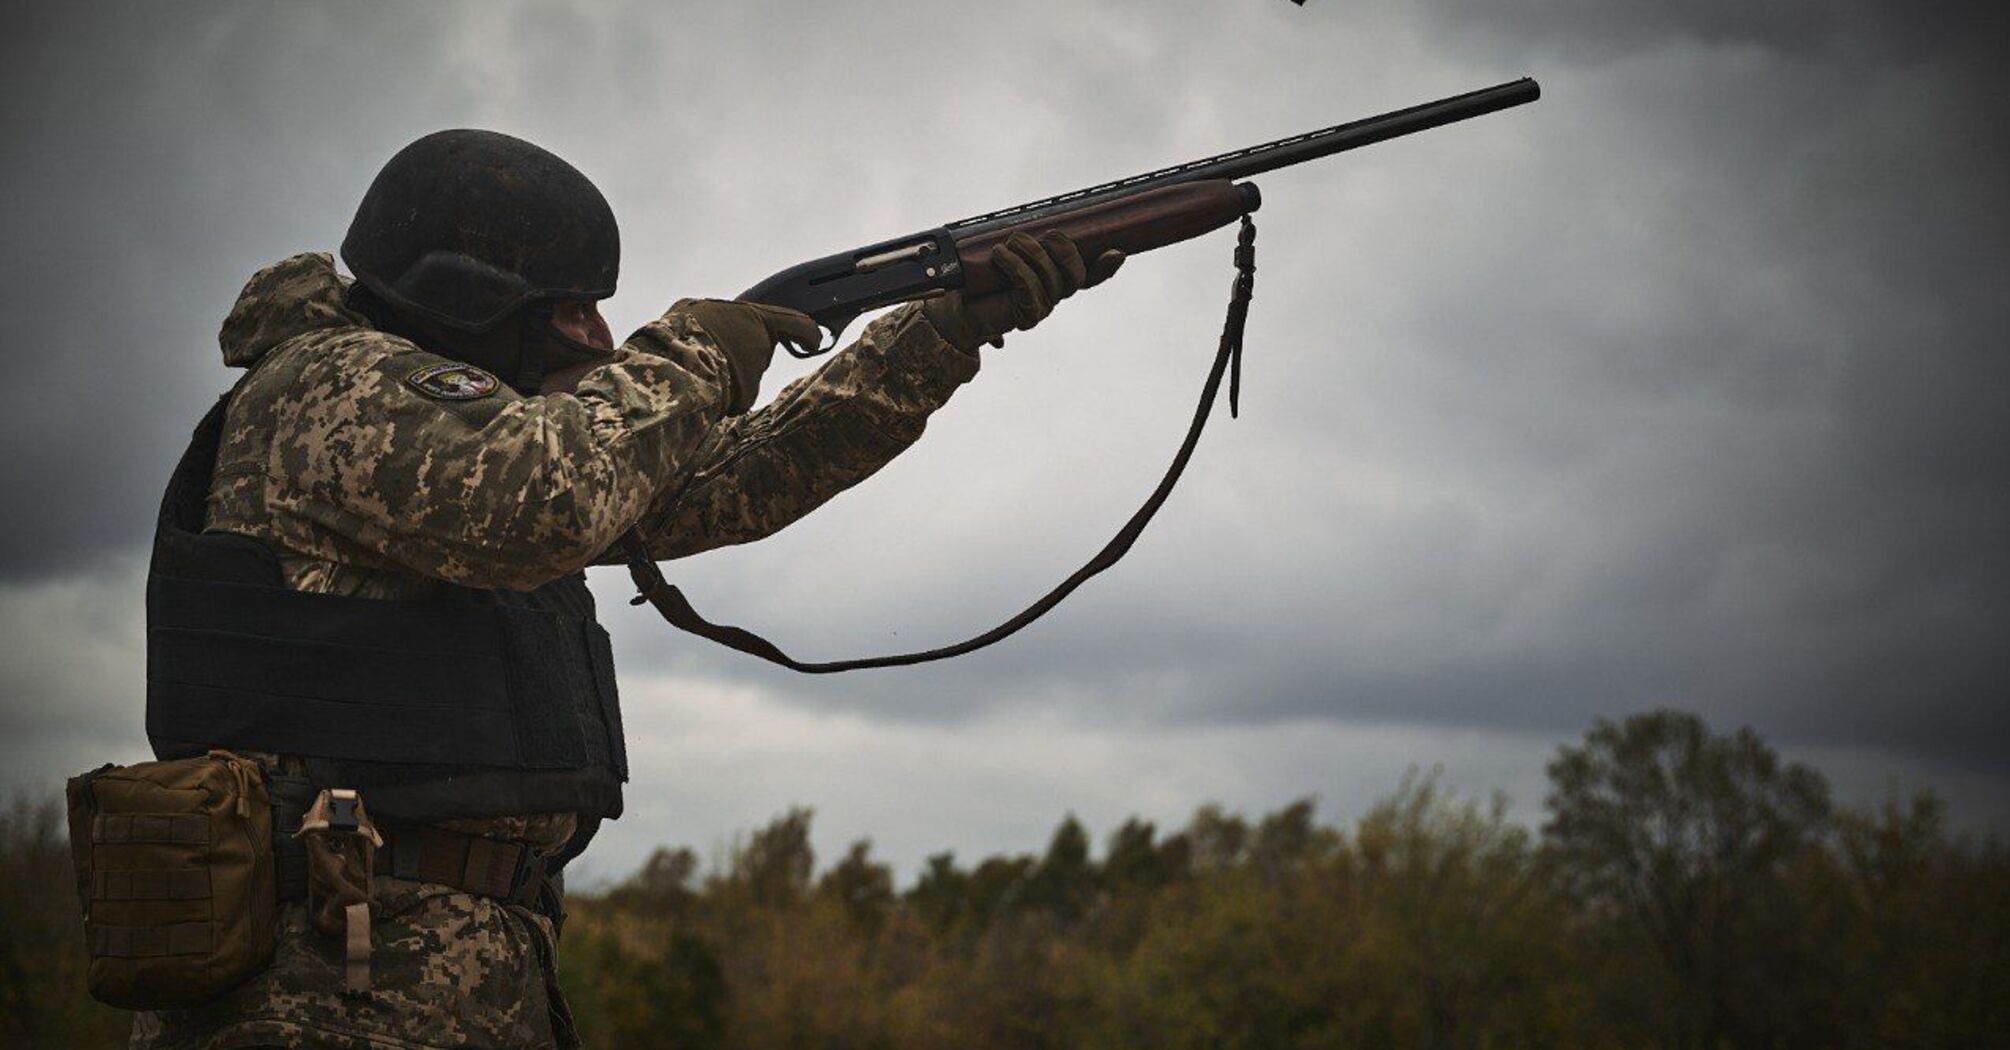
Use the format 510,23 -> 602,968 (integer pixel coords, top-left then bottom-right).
206,252 -> 978,596
133,253 -> 978,1050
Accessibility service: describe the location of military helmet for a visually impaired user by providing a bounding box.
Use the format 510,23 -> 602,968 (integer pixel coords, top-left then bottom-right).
341,129 -> 619,333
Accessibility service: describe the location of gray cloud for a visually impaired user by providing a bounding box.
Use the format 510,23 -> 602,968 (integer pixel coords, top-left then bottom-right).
2,0 -> 2004,870
1425,0 -> 2009,67
584,0 -> 2010,774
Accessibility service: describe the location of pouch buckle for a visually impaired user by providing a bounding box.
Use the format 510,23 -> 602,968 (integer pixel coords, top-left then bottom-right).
324,789 -> 363,834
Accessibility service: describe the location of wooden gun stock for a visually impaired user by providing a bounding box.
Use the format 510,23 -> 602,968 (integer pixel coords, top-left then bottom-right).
953,181 -> 1260,296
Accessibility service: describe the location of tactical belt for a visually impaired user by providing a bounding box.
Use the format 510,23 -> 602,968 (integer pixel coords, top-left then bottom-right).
272,776 -> 551,908
275,823 -> 550,906
376,825 -> 550,903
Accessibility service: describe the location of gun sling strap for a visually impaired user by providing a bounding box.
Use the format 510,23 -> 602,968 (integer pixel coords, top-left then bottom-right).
621,215 -> 1258,673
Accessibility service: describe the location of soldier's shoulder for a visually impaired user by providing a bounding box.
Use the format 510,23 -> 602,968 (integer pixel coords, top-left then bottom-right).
268,324 -> 486,393
248,331 -> 523,439
231,326 -> 422,407
290,324 -> 430,372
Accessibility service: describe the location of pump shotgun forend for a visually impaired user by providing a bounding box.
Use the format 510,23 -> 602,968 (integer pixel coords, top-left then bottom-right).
739,77 -> 1540,353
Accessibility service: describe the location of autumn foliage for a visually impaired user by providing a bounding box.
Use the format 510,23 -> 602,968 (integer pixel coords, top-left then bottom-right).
4,710 -> 2006,1048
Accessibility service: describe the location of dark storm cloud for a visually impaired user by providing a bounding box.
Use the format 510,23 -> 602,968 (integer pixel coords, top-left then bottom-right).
1,3 -> 473,579
1425,0 -> 2009,67
589,0 -> 2010,773
1402,0 -> 2010,768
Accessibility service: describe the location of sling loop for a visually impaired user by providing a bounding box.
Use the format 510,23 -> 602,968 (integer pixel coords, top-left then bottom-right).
622,214 -> 1258,673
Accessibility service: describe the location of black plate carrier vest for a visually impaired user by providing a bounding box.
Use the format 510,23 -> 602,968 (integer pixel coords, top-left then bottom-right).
146,394 -> 628,832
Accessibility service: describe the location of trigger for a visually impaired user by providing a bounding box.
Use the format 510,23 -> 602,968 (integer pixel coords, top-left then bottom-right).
786,312 -> 859,358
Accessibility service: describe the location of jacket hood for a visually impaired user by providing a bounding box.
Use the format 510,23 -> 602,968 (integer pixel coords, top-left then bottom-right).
218,252 -> 367,368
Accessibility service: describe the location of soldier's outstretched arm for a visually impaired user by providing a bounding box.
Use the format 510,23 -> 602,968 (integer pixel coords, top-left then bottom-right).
609,230 -> 1119,563
612,231 -> 1119,562
611,302 -> 980,561
264,314 -> 744,591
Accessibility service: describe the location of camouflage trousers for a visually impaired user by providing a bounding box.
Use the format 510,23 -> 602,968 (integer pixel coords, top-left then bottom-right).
131,876 -> 577,1050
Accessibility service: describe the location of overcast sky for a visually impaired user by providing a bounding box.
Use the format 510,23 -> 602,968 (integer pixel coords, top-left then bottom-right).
4,0 -> 2005,882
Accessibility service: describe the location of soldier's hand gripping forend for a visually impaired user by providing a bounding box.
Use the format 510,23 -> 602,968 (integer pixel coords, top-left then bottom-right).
668,299 -> 824,413
923,232 -> 1124,352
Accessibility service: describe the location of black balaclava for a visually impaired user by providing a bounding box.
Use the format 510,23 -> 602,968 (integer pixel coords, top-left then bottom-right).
347,284 -> 612,396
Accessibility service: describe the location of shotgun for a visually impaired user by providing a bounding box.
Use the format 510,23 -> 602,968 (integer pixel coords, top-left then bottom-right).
740,78 -> 1540,351
625,78 -> 1541,672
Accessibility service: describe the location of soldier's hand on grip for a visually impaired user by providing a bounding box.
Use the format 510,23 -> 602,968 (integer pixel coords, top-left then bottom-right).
924,232 -> 1124,352
668,299 -> 823,413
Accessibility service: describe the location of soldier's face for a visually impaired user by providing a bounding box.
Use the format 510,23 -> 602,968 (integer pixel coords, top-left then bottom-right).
550,300 -> 613,352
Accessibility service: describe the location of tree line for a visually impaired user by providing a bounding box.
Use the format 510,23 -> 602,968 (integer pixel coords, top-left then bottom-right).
3,709 -> 2005,1048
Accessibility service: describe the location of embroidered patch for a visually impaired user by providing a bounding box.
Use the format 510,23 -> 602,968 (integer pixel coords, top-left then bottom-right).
406,363 -> 500,401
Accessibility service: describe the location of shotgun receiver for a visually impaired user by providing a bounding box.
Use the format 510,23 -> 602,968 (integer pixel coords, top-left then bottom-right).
740,77 -> 1540,351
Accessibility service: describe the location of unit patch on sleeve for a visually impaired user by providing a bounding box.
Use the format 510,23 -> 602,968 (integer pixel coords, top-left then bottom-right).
406,363 -> 500,401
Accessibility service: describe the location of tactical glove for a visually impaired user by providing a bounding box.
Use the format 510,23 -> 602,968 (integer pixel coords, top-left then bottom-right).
924,231 -> 1125,352
669,298 -> 823,413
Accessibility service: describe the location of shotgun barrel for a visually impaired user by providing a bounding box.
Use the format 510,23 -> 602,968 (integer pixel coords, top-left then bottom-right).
946,78 -> 1540,238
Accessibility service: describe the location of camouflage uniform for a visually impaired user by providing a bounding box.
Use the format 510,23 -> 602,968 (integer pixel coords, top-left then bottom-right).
133,253 -> 978,1049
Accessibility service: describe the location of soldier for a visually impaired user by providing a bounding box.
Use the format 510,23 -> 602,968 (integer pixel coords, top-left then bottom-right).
133,129 -> 1121,1049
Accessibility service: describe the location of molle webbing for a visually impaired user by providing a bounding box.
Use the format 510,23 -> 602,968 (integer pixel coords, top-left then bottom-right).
91,814 -> 210,845
91,868 -> 212,901
87,922 -> 216,959
147,573 -> 625,773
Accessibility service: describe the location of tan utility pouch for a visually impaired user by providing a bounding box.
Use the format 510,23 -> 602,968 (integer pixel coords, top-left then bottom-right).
296,788 -> 383,994
65,751 -> 276,1010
